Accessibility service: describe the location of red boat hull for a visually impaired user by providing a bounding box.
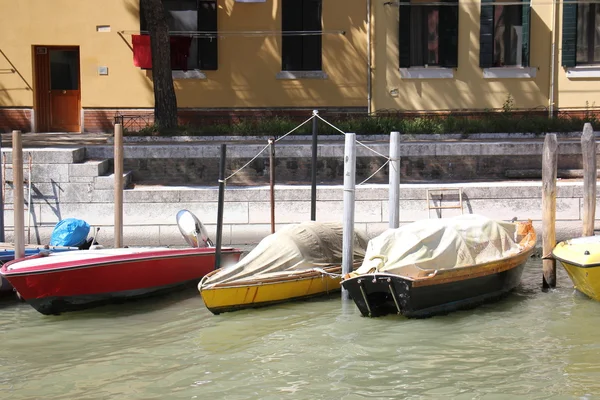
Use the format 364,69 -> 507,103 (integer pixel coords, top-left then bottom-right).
1,247 -> 242,315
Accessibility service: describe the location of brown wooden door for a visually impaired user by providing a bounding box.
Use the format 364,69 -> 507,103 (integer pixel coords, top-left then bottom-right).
34,46 -> 80,132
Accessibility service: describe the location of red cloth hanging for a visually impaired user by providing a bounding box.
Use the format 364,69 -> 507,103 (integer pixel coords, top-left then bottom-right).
132,34 -> 152,69
132,35 -> 192,71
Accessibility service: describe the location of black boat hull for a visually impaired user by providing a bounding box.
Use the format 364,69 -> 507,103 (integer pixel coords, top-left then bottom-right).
341,262 -> 527,318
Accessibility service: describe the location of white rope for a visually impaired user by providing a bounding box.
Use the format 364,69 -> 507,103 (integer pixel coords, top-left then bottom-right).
356,141 -> 390,159
358,159 -> 391,186
224,143 -> 270,182
223,114 -> 315,181
314,113 -> 391,159
119,30 -> 346,38
312,267 -> 342,278
274,114 -> 316,143
315,114 -> 346,135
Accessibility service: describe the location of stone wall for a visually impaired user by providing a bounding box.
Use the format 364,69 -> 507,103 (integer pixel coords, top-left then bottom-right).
87,138 -> 595,186
0,139 -> 596,248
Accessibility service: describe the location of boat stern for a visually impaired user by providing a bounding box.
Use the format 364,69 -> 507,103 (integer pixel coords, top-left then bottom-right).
341,273 -> 412,317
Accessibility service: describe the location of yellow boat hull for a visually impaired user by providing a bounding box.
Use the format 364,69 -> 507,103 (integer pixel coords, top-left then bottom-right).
200,266 -> 343,314
553,237 -> 600,301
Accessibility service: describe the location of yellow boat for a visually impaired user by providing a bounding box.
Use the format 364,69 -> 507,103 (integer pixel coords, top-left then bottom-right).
553,236 -> 600,301
199,221 -> 368,314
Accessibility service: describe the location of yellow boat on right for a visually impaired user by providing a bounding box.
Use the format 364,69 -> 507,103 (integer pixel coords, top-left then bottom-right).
553,236 -> 600,301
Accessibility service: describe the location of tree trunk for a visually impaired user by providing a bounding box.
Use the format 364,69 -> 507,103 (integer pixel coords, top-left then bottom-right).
141,0 -> 178,131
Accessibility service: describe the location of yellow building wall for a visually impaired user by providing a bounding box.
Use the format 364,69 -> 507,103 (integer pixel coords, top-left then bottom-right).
372,1 -> 554,112
0,0 -> 367,109
554,5 -> 600,111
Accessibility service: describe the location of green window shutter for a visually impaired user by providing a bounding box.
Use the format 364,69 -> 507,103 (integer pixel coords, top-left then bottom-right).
479,0 -> 494,68
399,3 -> 411,68
439,0 -> 459,68
561,0 -> 577,67
521,0 -> 531,67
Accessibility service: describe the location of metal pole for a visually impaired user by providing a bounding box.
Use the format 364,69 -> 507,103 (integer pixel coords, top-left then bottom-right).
269,138 -> 276,234
12,130 -> 24,259
581,123 -> 596,236
389,131 -> 401,228
215,144 -> 226,270
549,0 -> 557,117
311,110 -> 318,221
114,123 -> 124,248
0,132 -> 5,243
342,133 -> 356,300
542,133 -> 558,289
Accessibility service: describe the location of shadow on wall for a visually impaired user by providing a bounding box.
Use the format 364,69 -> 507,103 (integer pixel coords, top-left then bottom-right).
0,48 -> 33,132
122,0 -> 368,124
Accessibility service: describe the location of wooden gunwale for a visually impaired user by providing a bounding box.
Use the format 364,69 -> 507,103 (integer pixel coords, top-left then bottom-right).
407,222 -> 537,288
204,261 -> 362,289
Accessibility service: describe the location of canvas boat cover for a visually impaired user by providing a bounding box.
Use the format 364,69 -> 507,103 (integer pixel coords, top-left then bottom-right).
200,221 -> 369,288
354,214 -> 522,276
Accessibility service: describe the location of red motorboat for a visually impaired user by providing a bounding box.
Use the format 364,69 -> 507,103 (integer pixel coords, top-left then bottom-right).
0,246 -> 243,315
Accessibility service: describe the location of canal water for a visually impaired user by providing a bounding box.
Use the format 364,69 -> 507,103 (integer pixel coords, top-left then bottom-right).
1,257 -> 599,400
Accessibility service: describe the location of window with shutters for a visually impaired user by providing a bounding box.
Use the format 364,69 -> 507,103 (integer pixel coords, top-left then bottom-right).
493,4 -> 523,66
139,0 -> 218,71
410,6 -> 440,66
480,0 -> 530,69
281,0 -> 322,71
576,3 -> 600,64
398,0 -> 458,70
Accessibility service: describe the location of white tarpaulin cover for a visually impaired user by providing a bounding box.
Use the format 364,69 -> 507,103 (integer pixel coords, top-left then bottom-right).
354,214 -> 521,276
201,222 -> 368,288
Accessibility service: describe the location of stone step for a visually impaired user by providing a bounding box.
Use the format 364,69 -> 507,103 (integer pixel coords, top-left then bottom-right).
94,171 -> 133,190
69,159 -> 110,177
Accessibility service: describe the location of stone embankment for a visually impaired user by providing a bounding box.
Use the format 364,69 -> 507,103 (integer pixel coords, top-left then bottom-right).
0,132 -> 596,247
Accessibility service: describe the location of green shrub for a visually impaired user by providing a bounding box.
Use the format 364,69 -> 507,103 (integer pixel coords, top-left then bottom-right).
123,112 -> 598,137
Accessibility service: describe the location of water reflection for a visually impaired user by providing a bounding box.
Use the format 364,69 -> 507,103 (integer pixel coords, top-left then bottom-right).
1,258 -> 600,399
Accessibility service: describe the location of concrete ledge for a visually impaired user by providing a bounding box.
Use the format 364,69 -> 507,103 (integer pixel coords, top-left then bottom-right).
106,131 -> 600,145
1,147 -> 86,164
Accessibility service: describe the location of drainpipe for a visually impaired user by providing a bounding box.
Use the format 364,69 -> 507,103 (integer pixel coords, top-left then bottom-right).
549,0 -> 557,117
367,0 -> 372,115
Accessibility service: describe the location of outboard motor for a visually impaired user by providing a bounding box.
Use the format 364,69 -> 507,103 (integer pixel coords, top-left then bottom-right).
176,209 -> 213,248
50,218 -> 100,250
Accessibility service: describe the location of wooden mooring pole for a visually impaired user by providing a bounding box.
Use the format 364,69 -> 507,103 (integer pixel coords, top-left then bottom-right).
389,131 -> 400,229
542,133 -> 558,289
12,130 -> 24,259
581,123 -> 596,237
342,133 -> 356,300
114,123 -> 124,248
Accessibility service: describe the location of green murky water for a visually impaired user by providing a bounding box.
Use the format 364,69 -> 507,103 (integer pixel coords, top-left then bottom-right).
1,258 -> 599,400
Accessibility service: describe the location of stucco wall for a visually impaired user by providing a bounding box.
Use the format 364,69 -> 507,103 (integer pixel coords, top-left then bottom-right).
371,0 -> 600,113
0,0 -> 367,110
372,1 -> 552,112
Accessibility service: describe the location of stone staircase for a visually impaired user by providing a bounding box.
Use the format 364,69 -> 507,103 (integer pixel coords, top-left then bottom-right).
1,147 -> 132,190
